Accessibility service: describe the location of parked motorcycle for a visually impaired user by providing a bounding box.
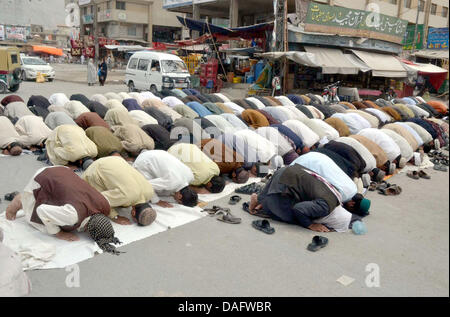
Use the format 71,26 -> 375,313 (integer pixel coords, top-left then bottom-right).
322,81 -> 341,104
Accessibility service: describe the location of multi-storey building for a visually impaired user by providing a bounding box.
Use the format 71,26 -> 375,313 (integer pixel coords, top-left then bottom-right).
78,0 -> 182,44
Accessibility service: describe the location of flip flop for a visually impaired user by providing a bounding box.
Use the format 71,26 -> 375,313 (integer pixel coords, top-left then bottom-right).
217,212 -> 241,224
229,195 -> 242,205
418,170 -> 431,179
242,202 -> 271,218
368,182 -> 378,191
307,236 -> 329,252
376,181 -> 391,190
436,164 -> 448,172
378,185 -> 402,196
203,205 -> 224,215
407,171 -> 420,180
252,219 -> 275,234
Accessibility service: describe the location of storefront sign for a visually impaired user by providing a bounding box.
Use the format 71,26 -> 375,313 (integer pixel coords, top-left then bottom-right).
5,26 -> 28,41
427,27 -> 449,50
0,25 -> 5,41
305,2 -> 408,44
78,0 -> 91,5
402,24 -> 424,51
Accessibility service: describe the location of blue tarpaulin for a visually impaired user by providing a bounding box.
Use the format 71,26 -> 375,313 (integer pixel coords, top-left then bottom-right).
176,16 -> 273,38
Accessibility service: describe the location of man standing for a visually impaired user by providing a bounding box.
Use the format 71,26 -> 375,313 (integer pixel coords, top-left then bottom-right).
87,58 -> 97,86
82,156 -> 157,226
5,167 -> 122,254
133,150 -> 198,207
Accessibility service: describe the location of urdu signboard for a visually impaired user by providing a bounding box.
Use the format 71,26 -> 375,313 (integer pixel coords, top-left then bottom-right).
305,2 -> 408,44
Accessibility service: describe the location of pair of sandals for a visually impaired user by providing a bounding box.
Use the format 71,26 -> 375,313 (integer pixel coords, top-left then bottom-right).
203,205 -> 242,224
407,170 -> 431,180
376,181 -> 402,196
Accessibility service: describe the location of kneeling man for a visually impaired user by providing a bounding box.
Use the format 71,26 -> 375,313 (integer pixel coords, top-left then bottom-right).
82,156 -> 157,226
5,166 -> 122,254
133,150 -> 198,207
248,165 -> 351,232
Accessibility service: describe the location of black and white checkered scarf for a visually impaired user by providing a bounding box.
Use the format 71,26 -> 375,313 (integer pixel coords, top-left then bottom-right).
87,214 -> 123,255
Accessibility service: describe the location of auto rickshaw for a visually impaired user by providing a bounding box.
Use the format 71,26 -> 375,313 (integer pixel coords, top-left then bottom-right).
0,46 -> 22,94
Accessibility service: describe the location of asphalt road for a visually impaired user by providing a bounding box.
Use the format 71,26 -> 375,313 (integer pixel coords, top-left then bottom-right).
0,80 -> 448,297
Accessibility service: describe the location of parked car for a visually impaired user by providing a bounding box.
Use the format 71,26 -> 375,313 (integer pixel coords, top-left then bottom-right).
125,51 -> 191,93
0,46 -> 21,94
20,55 -> 55,82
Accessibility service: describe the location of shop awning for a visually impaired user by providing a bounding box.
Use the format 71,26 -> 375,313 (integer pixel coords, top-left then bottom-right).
104,45 -> 147,52
411,49 -> 449,60
350,49 -> 407,77
401,60 -> 448,90
256,51 -> 318,67
32,45 -> 63,56
304,46 -> 360,74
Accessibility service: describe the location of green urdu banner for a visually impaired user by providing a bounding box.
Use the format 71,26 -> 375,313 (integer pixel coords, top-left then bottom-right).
402,24 -> 424,51
305,2 -> 408,44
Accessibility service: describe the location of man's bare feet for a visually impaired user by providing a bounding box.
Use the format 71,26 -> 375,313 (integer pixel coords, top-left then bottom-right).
249,193 -> 259,211
112,215 -> 132,225
6,194 -> 22,220
55,231 -> 80,242
308,223 -> 330,232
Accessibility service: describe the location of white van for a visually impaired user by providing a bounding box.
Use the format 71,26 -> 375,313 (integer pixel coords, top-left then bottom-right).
125,51 -> 191,93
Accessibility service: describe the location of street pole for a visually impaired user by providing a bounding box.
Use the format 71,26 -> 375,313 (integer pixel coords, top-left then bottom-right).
412,1 -> 420,54
93,0 -> 99,65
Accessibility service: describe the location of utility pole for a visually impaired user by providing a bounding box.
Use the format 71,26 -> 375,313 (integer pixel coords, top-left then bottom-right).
412,0 -> 420,53
274,0 -> 288,94
93,0 -> 99,64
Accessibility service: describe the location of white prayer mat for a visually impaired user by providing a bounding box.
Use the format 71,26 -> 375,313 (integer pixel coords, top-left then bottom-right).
0,204 -> 206,271
197,177 -> 261,203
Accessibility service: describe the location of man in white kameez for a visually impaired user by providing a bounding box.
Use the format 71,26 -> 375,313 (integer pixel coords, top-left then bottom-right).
15,115 -> 52,149
133,150 -> 198,207
87,58 -> 97,86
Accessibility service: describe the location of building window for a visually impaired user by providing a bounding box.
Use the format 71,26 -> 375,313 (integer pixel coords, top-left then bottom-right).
431,4 -> 437,15
418,0 -> 425,12
442,7 -> 448,18
128,25 -> 136,36
404,0 -> 411,8
107,1 -> 111,10
83,7 -> 87,15
389,0 -> 397,4
116,1 -> 126,10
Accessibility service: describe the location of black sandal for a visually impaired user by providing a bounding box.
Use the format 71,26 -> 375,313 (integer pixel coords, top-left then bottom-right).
252,219 -> 275,234
229,195 -> 242,205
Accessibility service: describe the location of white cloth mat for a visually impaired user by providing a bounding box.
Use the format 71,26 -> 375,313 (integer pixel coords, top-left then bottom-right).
0,203 -> 206,270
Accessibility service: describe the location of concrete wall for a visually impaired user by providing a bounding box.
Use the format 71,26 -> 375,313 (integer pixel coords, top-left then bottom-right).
106,22 -> 144,39
0,0 -> 66,30
151,0 -> 182,27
